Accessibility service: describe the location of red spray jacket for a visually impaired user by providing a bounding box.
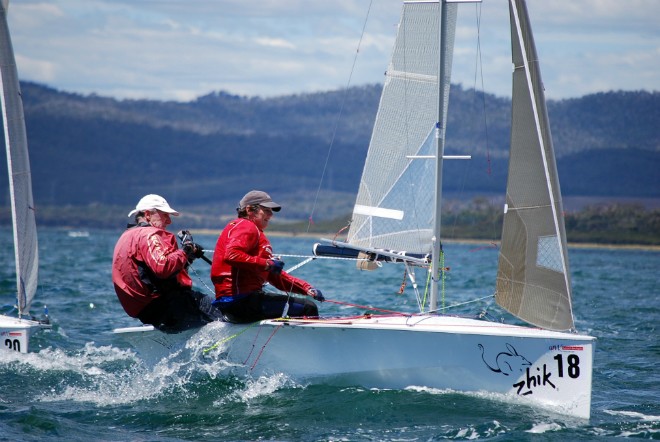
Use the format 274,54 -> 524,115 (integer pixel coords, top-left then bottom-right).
211,218 -> 312,299
112,225 -> 191,317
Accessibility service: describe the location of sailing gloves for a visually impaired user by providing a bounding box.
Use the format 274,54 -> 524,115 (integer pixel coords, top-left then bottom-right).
265,258 -> 324,302
266,258 -> 285,274
178,230 -> 205,263
182,242 -> 205,262
307,288 -> 325,302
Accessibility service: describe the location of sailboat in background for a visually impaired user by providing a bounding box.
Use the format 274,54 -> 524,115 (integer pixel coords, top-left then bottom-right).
115,0 -> 595,418
0,0 -> 51,353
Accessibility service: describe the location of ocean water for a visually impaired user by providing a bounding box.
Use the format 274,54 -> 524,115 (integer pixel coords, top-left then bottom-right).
1,227 -> 658,441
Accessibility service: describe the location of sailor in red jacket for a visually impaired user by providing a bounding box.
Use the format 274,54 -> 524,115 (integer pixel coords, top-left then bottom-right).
112,194 -> 222,331
211,190 -> 324,323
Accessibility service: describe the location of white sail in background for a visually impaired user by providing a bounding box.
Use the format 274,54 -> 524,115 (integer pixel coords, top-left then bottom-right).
495,0 -> 574,331
347,1 -> 457,255
0,1 -> 39,316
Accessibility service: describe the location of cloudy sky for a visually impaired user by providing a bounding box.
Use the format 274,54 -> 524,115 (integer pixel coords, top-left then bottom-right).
5,0 -> 659,102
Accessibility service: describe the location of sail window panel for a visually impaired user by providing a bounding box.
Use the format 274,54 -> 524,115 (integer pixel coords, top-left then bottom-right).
537,235 -> 563,273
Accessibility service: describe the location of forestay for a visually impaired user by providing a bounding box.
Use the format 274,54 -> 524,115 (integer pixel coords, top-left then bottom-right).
495,0 -> 574,331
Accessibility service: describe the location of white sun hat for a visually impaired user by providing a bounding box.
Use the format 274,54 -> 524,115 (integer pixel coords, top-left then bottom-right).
127,194 -> 180,217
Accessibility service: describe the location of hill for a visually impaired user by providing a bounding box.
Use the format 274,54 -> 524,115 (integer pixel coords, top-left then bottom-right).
1,82 -> 659,227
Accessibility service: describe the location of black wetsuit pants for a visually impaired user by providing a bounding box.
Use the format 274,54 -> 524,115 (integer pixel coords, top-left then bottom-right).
215,290 -> 318,324
138,289 -> 223,332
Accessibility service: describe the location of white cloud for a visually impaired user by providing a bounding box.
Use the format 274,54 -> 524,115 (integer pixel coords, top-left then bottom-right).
14,54 -> 56,83
6,0 -> 659,101
254,37 -> 296,50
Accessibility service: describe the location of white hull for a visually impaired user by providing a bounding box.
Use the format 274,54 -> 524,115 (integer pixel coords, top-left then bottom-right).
0,314 -> 50,353
114,315 -> 595,419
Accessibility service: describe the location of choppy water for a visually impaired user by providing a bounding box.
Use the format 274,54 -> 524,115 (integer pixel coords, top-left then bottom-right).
1,228 -> 658,441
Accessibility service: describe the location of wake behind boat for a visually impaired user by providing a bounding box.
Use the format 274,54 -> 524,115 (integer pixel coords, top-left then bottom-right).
0,0 -> 51,353
115,0 -> 595,419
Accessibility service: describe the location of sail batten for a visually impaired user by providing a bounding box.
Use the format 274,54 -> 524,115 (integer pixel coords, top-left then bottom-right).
495,0 -> 574,331
506,204 -> 552,211
386,70 -> 437,83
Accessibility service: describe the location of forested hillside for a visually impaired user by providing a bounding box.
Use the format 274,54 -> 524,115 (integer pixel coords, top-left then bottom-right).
1,82 -> 658,233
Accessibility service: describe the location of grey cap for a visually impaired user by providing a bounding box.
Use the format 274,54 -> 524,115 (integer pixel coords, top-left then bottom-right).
238,190 -> 281,212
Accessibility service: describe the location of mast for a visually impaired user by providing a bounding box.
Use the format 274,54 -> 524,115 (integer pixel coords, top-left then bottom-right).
429,1 -> 449,311
430,0 -> 480,311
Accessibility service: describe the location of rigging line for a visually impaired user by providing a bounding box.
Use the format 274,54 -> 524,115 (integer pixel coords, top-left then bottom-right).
448,3 -> 495,242
471,1 -> 499,256
476,291 -> 498,320
283,256 -> 315,274
266,268 -> 295,317
203,321 -> 260,354
277,253 -> 317,259
427,293 -> 495,313
305,0 -> 375,233
324,299 -> 408,316
250,323 -> 284,371
187,263 -> 215,296
402,261 -> 422,311
470,1 -> 492,176
243,323 -> 264,365
440,248 -> 446,312
421,264 -> 432,313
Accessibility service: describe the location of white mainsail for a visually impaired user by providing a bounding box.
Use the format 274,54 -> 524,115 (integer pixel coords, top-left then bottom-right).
495,0 -> 575,331
0,0 -> 39,317
347,1 -> 457,257
0,0 -> 49,354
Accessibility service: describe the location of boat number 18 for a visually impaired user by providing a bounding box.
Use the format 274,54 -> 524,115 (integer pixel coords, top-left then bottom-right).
553,354 -> 580,378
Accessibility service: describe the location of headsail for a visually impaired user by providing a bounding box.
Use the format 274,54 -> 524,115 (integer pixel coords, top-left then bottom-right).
0,1 -> 39,316
495,0 -> 574,331
347,0 -> 457,256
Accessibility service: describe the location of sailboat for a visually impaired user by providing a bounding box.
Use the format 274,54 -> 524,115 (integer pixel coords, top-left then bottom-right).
0,0 -> 51,353
115,0 -> 595,419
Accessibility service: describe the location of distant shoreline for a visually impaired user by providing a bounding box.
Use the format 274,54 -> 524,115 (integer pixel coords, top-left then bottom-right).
5,225 -> 654,252
190,228 -> 660,252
